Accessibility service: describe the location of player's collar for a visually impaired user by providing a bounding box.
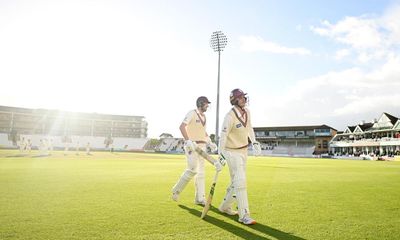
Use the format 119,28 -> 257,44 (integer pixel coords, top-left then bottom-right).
232,106 -> 247,127
195,109 -> 206,126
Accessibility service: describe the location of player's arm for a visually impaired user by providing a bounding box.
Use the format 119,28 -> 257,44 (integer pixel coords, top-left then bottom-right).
247,109 -> 257,143
179,122 -> 189,140
247,109 -> 261,155
180,110 -> 194,140
180,110 -> 195,150
219,114 -> 233,152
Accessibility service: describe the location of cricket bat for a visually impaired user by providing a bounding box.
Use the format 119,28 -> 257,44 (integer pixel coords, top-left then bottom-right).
194,145 -> 217,165
201,171 -> 219,219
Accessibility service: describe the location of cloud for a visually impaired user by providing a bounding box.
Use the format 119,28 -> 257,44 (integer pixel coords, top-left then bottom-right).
254,55 -> 400,130
310,4 -> 400,63
239,36 -> 311,55
311,17 -> 383,49
335,48 -> 351,60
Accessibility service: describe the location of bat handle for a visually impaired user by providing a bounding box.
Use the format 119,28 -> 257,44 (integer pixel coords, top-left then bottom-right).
213,171 -> 219,182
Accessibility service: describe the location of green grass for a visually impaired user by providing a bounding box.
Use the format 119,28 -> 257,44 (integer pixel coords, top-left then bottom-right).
0,150 -> 399,240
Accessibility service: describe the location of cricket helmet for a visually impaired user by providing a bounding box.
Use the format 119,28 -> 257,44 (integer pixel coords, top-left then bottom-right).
230,88 -> 247,105
196,96 -> 211,108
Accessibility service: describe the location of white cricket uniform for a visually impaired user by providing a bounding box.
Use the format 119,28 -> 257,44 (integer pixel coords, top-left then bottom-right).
86,143 -> 91,155
26,141 -> 32,153
219,106 -> 257,219
172,109 -> 209,203
39,141 -> 46,155
19,138 -> 26,152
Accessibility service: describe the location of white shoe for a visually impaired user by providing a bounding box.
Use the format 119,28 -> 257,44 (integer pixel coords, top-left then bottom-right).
194,200 -> 206,206
172,192 -> 179,202
239,215 -> 256,225
218,206 -> 238,216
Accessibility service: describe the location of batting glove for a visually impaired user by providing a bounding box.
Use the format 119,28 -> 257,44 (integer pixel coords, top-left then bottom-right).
184,140 -> 196,152
208,142 -> 218,152
214,160 -> 223,172
252,142 -> 262,156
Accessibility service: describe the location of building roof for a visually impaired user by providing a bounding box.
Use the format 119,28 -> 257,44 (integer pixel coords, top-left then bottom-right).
347,126 -> 356,132
358,122 -> 374,131
0,105 -> 145,121
254,124 -> 337,132
383,112 -> 399,125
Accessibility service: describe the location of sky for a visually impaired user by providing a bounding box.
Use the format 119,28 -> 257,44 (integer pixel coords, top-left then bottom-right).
1,0 -> 400,138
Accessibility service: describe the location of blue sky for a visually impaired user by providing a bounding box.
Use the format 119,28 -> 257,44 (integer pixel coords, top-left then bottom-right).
1,0 -> 400,137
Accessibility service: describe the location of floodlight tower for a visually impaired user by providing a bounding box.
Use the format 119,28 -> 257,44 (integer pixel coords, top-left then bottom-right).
210,31 -> 228,146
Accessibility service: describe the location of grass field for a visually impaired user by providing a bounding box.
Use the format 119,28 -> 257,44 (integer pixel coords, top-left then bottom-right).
1,150 -> 399,240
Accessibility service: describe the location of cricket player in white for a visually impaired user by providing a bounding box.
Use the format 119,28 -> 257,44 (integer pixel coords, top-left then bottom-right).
19,137 -> 26,153
218,88 -> 262,225
26,139 -> 32,154
172,96 -> 222,206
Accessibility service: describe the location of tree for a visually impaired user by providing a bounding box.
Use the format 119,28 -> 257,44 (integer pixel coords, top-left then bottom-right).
159,133 -> 173,138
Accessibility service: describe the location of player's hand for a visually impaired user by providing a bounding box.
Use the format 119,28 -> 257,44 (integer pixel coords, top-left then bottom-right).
252,142 -> 262,156
214,160 -> 223,172
184,140 -> 195,152
218,151 -> 227,166
209,142 -> 218,152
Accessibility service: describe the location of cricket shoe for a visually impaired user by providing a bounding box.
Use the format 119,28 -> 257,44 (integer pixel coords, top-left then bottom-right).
172,192 -> 179,202
218,206 -> 238,216
194,200 -> 206,206
239,215 -> 256,225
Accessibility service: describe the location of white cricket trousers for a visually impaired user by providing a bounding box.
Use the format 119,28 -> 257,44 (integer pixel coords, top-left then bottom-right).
219,150 -> 250,219
172,144 -> 206,202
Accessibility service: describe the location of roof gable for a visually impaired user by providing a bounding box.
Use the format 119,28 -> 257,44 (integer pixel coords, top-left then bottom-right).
344,126 -> 355,133
354,126 -> 363,133
394,120 -> 400,130
373,113 -> 396,129
383,112 -> 399,125
359,122 -> 373,131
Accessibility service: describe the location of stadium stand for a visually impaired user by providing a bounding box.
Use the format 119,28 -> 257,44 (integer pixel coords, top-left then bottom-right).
157,138 -> 184,152
254,125 -> 337,157
0,105 -> 149,151
0,133 -> 13,148
271,142 -> 315,156
330,112 -> 400,157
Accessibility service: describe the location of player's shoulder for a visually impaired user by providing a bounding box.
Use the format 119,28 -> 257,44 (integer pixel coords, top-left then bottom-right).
184,109 -> 196,116
183,109 -> 196,122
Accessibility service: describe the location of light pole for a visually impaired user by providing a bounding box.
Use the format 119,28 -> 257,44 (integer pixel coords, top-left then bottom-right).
210,31 -> 228,145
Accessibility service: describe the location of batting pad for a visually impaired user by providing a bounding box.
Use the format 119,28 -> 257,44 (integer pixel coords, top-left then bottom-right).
235,187 -> 250,219
194,171 -> 205,202
233,170 -> 249,219
219,183 -> 236,210
172,169 -> 196,194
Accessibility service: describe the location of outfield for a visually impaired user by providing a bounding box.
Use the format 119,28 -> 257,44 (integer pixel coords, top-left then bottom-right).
0,150 -> 399,240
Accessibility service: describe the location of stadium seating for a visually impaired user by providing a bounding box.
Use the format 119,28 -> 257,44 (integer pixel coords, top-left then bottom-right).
1,134 -> 150,151
157,138 -> 184,152
112,137 -> 150,151
271,142 -> 315,157
0,133 -> 14,148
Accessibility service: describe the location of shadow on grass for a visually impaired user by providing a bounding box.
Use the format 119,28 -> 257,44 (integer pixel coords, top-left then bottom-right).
31,154 -> 50,158
179,205 -> 305,240
6,154 -> 29,158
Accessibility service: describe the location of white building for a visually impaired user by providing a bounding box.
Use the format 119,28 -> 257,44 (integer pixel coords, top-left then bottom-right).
329,113 -> 400,156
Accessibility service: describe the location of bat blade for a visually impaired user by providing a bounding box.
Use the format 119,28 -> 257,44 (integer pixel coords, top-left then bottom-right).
200,172 -> 219,219
194,146 -> 216,165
